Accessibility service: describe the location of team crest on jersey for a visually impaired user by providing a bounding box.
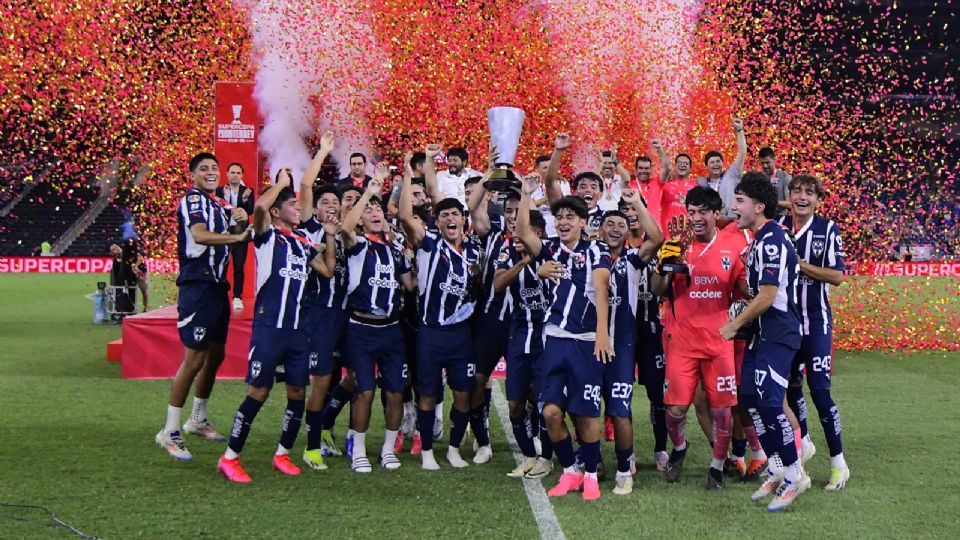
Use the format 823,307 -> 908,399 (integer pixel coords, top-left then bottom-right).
193,326 -> 206,343
764,243 -> 779,259
721,256 -> 732,271
812,238 -> 825,257
614,258 -> 627,275
572,253 -> 586,269
746,249 -> 755,266
251,361 -> 262,379
498,251 -> 510,263
187,194 -> 201,203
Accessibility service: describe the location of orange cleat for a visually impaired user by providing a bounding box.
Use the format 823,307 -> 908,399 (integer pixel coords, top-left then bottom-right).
218,456 -> 252,483
272,453 -> 302,476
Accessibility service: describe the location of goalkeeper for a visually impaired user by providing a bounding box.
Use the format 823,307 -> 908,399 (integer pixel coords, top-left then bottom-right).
650,187 -> 749,490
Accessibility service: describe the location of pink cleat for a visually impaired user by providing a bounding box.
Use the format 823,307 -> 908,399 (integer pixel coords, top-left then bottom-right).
218,456 -> 252,483
547,471 -> 584,497
272,454 -> 302,476
581,475 -> 601,501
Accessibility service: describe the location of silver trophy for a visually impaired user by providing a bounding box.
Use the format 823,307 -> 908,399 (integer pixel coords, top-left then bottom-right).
485,107 -> 525,192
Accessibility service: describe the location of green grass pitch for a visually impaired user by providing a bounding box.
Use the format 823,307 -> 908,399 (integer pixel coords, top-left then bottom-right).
0,273 -> 958,539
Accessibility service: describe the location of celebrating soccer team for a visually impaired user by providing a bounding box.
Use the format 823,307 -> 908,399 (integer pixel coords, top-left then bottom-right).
156,122 -> 850,511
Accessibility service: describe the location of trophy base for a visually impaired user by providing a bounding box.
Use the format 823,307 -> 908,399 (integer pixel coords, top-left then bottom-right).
660,262 -> 689,274
484,167 -> 521,192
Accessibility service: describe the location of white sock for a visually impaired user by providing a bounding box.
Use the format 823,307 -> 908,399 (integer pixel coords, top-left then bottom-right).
584,471 -> 598,480
784,459 -> 803,483
276,444 -> 290,456
830,453 -> 846,469
563,465 -> 578,475
353,431 -> 367,459
382,429 -> 399,457
224,448 -> 239,460
802,434 -> 813,446
710,458 -> 724,470
767,454 -> 784,476
435,406 -> 443,421
674,440 -> 687,452
752,448 -> 768,461
164,405 -> 182,433
190,398 -> 208,423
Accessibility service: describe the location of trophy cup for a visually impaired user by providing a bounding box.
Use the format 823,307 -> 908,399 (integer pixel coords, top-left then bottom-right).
484,107 -> 525,192
661,214 -> 693,274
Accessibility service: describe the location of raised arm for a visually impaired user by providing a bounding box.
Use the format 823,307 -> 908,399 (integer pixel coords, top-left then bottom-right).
309,220 -> 339,279
544,133 -> 570,205
611,144 -> 632,188
399,155 -> 426,247
652,139 -> 670,180
622,188 -> 664,262
300,130 -> 335,223
468,147 -> 499,238
253,170 -> 292,235
516,175 -> 543,259
732,118 -> 747,172
422,144 -> 445,205
341,173 -> 384,249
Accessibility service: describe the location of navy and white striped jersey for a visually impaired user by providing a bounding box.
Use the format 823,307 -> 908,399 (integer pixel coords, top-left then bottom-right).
300,218 -> 348,309
535,239 -> 612,340
176,188 -> 232,286
778,214 -> 845,334
746,220 -> 801,347
608,249 -> 646,350
477,215 -> 512,321
346,233 -> 411,319
416,231 -> 481,328
495,240 -> 549,353
253,227 -> 315,329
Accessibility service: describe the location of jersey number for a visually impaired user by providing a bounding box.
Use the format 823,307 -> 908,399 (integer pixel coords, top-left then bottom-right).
716,376 -> 736,394
583,385 -> 601,407
610,382 -> 633,400
812,355 -> 832,373
655,354 -> 665,370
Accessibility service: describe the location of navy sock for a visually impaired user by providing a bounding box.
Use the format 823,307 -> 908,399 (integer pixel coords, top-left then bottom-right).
227,396 -> 264,454
469,406 -> 490,446
529,405 -> 540,435
731,437 -> 747,459
278,398 -> 305,451
511,415 -> 537,458
554,435 -> 576,468
787,385 -> 809,438
321,384 -> 353,430
650,404 -> 667,452
581,440 -> 600,474
450,408 -> 469,448
403,385 -> 413,403
811,387 -> 844,456
539,413 -> 553,460
615,446 -> 634,474
758,405 -> 798,466
417,408 -> 435,451
305,410 -> 323,451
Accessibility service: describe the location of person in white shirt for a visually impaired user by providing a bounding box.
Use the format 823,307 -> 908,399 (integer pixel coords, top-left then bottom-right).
435,146 -> 481,205
595,148 -> 632,212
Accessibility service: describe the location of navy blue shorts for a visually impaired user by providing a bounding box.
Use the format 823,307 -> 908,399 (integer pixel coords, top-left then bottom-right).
741,338 -> 798,408
505,320 -> 545,403
473,311 -> 510,377
176,282 -> 230,350
540,335 -> 603,418
302,305 -> 348,377
636,322 -> 665,399
346,319 -> 407,394
790,331 -> 833,390
246,323 -> 309,389
417,322 -> 474,398
604,339 -> 635,418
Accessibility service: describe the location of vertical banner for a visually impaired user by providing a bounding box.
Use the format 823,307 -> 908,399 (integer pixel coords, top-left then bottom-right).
215,82 -> 260,304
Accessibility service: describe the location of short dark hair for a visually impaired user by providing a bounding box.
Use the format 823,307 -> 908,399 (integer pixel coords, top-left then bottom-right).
788,174 -> 826,198
368,195 -> 383,208
411,152 -> 426,170
535,155 -> 551,167
675,153 -> 692,165
601,150 -> 613,158
411,204 -> 430,224
572,171 -> 603,192
227,162 -> 244,173
189,152 -> 218,172
446,147 -> 468,162
337,184 -> 363,199
634,155 -> 652,168
314,184 -> 341,204
685,186 -> 723,212
550,195 -> 589,221
735,171 -> 778,219
434,197 -> 465,217
349,152 -> 367,164
601,210 -> 629,225
703,150 -> 723,165
270,187 -> 297,210
529,210 -> 547,232
503,190 -> 522,204
464,175 -> 483,189
758,147 -> 776,160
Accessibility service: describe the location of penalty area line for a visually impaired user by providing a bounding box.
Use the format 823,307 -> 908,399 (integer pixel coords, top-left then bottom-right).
491,381 -> 565,540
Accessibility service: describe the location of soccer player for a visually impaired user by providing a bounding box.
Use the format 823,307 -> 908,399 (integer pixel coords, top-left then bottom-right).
721,174 -> 808,511
542,134 -> 605,235
339,174 -> 416,473
399,158 -> 485,470
493,210 -> 551,478
779,174 -> 850,490
217,172 -> 337,482
516,173 -> 613,501
155,152 -> 251,461
599,189 -> 663,495
651,186 -> 746,490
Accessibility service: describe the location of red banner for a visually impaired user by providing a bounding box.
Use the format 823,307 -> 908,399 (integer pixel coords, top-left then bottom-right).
851,261 -> 960,279
214,82 -> 260,190
0,257 -> 179,274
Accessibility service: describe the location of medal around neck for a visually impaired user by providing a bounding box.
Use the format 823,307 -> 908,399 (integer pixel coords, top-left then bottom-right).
484,107 -> 525,192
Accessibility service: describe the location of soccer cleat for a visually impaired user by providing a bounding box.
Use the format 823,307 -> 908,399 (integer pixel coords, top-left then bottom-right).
744,457 -> 768,483
381,453 -> 402,471
629,453 -> 637,476
751,471 -> 784,502
533,436 -> 542,456
508,457 -> 538,478
446,446 -> 469,468
582,475 -> 601,501
801,439 -> 817,465
351,456 -> 373,474
604,416 -> 615,442
233,297 -> 244,311
394,432 -> 405,454
218,455 -> 251,483
320,430 -> 341,457
421,449 -> 440,471
664,447 -> 688,483
433,417 -> 444,442
272,453 -> 302,476
410,432 -> 422,455
655,451 -> 669,472
156,430 -> 192,461
302,449 -> 328,471
547,471 -> 584,497
473,445 -> 493,464
182,419 -> 226,442
612,473 -> 634,496
525,457 -> 554,479
730,458 -> 748,480
345,429 -> 355,459
707,467 -> 725,490
824,466 -> 850,491
768,474 -> 811,512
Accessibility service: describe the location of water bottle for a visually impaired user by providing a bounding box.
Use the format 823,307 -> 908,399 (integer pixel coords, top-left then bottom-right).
94,282 -> 108,324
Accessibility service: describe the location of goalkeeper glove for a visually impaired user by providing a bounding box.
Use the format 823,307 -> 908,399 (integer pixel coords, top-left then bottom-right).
656,240 -> 682,274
